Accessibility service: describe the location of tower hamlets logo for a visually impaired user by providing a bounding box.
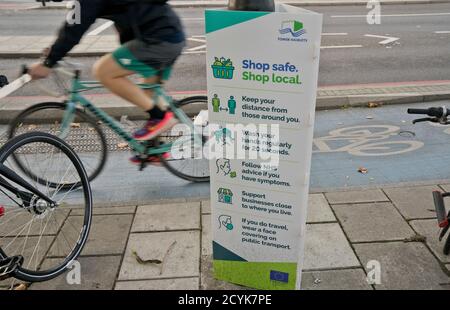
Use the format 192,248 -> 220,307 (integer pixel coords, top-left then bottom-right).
278,20 -> 307,42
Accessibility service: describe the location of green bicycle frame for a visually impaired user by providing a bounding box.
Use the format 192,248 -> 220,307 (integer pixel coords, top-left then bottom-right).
61,74 -> 199,156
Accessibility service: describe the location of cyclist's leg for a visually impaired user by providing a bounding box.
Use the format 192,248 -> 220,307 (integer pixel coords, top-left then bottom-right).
109,39 -> 184,141
92,54 -> 155,111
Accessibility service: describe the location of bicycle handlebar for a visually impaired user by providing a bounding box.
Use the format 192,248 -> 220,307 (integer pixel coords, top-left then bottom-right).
407,107 -> 448,118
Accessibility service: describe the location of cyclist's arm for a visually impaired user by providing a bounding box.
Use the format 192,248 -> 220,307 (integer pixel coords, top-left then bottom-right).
44,0 -> 104,68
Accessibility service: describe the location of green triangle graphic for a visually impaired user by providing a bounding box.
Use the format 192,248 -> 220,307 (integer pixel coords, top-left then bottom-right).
293,21 -> 303,32
205,10 -> 270,34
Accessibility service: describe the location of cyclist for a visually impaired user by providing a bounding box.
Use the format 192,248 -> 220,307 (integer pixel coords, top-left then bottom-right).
27,0 -> 185,163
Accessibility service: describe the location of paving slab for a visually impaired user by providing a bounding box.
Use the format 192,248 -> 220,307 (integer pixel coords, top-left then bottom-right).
115,277 -> 199,290
325,189 -> 388,205
131,202 -> 200,232
0,236 -> 54,287
201,200 -> 211,214
304,223 -> 360,270
49,214 -> 133,256
354,242 -> 450,290
384,185 -> 441,220
71,206 -> 136,216
301,269 -> 373,290
30,256 -> 121,290
410,219 -> 450,263
200,255 -> 247,290
118,231 -> 200,281
332,202 -> 415,243
0,236 -> 54,267
201,215 -> 212,256
0,209 -> 69,237
307,194 -> 336,223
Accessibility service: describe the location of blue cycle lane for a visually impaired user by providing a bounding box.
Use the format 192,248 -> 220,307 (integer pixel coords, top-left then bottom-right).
2,100 -> 450,205
310,99 -> 450,191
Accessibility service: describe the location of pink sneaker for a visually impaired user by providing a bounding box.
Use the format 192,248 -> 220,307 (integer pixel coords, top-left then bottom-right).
133,112 -> 178,141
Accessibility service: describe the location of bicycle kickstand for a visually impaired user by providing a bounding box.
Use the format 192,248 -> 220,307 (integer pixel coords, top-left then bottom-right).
0,255 -> 24,281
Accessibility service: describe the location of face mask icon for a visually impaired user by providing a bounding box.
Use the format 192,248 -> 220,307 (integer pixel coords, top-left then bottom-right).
218,215 -> 234,231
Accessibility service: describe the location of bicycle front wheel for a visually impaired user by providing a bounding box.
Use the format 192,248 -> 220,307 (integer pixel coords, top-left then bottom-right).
0,132 -> 92,284
160,96 -> 210,182
7,102 -> 107,189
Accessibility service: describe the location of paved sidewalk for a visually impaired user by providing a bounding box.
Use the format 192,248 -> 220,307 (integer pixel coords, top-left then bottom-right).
2,184 -> 448,290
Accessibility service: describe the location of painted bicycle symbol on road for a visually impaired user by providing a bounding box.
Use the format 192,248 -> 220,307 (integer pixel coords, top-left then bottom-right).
313,125 -> 424,156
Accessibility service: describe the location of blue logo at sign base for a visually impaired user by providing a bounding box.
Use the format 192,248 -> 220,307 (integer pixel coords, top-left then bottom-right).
270,270 -> 289,283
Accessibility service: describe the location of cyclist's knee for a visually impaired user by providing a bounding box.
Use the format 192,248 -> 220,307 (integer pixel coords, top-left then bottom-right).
92,60 -> 105,81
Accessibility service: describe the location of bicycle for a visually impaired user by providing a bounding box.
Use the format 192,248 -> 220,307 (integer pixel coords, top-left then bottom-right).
0,132 -> 92,285
407,106 -> 450,255
7,64 -> 209,189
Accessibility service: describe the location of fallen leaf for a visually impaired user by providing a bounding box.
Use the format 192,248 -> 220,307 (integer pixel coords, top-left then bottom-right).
117,142 -> 128,149
160,241 -> 177,275
403,234 -> 426,243
70,123 -> 81,128
12,283 -> 28,290
358,167 -> 368,174
132,250 -> 162,265
368,102 -> 380,108
28,125 -> 37,130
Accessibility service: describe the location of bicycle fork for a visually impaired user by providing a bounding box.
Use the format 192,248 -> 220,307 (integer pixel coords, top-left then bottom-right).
60,101 -> 77,139
0,248 -> 23,281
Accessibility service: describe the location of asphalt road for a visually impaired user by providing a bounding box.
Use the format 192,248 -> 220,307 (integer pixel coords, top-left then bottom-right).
0,3 -> 449,95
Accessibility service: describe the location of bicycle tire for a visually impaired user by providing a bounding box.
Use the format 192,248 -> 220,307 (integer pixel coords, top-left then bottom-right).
161,96 -> 209,182
0,132 -> 92,283
7,102 -> 107,189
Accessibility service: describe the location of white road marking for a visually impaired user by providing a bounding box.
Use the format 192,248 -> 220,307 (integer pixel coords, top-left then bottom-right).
183,51 -> 207,55
322,33 -> 348,36
182,17 -> 205,21
320,45 -> 363,49
435,31 -> 450,34
87,21 -> 114,36
364,34 -> 399,45
332,12 -> 450,18
184,34 -> 361,54
186,36 -> 207,53
187,44 -> 207,51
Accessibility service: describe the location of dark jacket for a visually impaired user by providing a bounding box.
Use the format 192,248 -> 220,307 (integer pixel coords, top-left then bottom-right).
45,0 -> 185,67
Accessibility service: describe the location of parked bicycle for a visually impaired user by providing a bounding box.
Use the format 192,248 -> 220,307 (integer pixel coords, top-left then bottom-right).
0,132 -> 92,285
7,64 -> 209,189
408,106 -> 450,255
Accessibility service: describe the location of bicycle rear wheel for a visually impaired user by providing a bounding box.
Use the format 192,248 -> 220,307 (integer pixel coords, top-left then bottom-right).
0,132 -> 92,284
160,96 -> 210,182
7,102 -> 107,189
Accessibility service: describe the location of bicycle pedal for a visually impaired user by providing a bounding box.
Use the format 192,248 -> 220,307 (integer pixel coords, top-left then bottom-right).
0,255 -> 24,281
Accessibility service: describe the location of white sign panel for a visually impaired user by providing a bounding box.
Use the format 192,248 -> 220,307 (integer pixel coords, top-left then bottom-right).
206,4 -> 322,290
